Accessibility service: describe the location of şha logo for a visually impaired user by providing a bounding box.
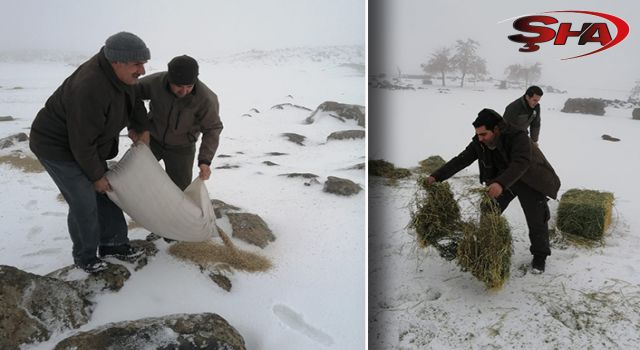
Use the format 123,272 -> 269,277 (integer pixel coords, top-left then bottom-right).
507,10 -> 629,60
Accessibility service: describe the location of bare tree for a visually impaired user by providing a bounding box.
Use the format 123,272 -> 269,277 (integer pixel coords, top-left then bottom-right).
452,38 -> 483,88
468,56 -> 488,84
630,80 -> 640,103
421,47 -> 453,87
505,62 -> 542,87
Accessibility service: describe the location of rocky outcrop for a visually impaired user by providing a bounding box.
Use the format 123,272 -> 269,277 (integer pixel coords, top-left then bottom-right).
632,108 -> 640,120
211,199 -> 241,219
0,265 -> 91,349
227,213 -> 276,248
54,313 -> 246,350
306,101 -> 365,127
279,172 -> 319,179
601,134 -> 621,142
561,98 -> 606,116
47,263 -> 131,298
0,132 -> 27,149
281,132 -> 306,145
46,240 -> 156,297
270,103 -> 312,111
323,176 -> 362,196
327,130 -> 365,141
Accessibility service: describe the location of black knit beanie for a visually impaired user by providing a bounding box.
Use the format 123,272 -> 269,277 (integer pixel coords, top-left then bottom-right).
103,32 -> 150,62
168,55 -> 199,85
472,108 -> 503,130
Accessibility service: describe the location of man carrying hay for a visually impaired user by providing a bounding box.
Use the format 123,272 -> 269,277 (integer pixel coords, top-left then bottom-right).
427,108 -> 560,273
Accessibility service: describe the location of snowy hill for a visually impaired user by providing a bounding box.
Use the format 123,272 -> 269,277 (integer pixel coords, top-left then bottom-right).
0,50 -> 364,349
369,82 -> 640,349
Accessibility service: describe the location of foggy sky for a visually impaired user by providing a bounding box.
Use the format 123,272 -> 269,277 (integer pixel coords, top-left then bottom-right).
371,0 -> 640,93
0,0 -> 364,58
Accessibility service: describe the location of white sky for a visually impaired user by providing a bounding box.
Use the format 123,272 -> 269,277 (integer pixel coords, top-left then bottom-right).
0,0 -> 364,58
371,0 -> 639,92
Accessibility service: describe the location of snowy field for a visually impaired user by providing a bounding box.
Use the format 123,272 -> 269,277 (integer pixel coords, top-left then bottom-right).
0,47 -> 365,349
368,81 -> 640,349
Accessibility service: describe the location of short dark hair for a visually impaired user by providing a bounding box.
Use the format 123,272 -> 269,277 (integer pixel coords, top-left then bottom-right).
473,108 -> 503,131
525,85 -> 543,97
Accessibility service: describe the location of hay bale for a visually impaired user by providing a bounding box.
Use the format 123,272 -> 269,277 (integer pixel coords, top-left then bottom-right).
557,189 -> 614,240
418,155 -> 445,174
168,228 -> 272,273
408,178 -> 462,260
457,195 -> 512,289
368,159 -> 411,179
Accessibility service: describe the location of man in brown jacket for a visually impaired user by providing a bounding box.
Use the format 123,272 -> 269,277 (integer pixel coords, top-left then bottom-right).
30,32 -> 151,273
136,55 -> 223,192
427,108 -> 560,273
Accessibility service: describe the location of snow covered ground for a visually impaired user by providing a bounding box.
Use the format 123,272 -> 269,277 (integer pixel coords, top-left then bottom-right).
369,81 -> 640,349
0,46 -> 365,349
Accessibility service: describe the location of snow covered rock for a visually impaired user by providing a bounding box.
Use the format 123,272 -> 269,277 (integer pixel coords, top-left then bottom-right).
45,240 -> 157,297
281,132 -> 306,145
53,313 -> 246,350
327,129 -> 365,141
47,263 -> 131,298
227,212 -> 276,248
0,265 -> 90,349
0,115 -> 15,122
306,101 -> 365,127
211,199 -> 241,219
323,176 -> 362,196
632,108 -> 640,120
561,98 -> 606,116
0,132 -> 28,149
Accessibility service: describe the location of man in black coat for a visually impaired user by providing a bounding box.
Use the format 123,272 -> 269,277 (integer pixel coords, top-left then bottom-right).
30,32 -> 152,273
503,85 -> 543,144
427,108 -> 560,273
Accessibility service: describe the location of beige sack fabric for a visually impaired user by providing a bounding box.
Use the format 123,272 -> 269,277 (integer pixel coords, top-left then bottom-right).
105,143 -> 216,242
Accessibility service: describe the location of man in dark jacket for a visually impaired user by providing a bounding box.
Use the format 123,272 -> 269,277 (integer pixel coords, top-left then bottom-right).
135,55 -> 223,191
30,32 -> 152,273
503,85 -> 543,144
427,108 -> 560,273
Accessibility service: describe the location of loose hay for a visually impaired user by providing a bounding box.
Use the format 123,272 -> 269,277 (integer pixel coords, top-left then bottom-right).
557,189 -> 614,240
456,193 -> 512,290
168,227 -> 272,273
0,154 -> 44,173
408,178 -> 462,260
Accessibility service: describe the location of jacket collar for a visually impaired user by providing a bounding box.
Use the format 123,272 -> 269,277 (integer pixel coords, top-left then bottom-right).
97,47 -> 129,93
520,95 -> 534,112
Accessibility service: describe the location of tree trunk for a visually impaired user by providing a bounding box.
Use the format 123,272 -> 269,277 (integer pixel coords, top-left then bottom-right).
460,72 -> 466,88
441,72 -> 445,86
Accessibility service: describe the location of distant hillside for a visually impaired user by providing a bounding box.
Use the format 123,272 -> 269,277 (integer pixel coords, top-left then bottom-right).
0,46 -> 365,72
205,46 -> 364,68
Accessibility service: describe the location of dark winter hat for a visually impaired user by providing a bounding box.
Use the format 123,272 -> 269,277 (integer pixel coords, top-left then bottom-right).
472,108 -> 503,131
168,55 -> 199,85
103,32 -> 150,62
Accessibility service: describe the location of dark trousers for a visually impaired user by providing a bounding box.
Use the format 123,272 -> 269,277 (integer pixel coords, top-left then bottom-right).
149,138 -> 196,191
39,158 -> 128,265
495,181 -> 551,257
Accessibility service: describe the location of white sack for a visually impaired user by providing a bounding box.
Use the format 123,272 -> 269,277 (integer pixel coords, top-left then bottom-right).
105,143 -> 216,242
